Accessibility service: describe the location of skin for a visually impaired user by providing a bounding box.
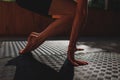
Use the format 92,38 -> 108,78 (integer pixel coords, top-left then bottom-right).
20,0 -> 88,66
67,0 -> 88,66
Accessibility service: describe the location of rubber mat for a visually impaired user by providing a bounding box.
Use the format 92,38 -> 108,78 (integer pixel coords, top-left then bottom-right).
0,58 -> 16,80
0,40 -> 120,80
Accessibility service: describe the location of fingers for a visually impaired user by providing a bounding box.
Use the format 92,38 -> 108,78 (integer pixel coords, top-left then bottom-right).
31,32 -> 39,36
19,49 -> 24,54
20,34 -> 38,54
20,34 -> 41,54
27,32 -> 39,44
27,33 -> 39,48
19,32 -> 42,54
75,48 -> 84,51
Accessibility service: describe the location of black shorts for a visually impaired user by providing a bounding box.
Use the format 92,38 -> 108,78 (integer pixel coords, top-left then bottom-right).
16,0 -> 52,16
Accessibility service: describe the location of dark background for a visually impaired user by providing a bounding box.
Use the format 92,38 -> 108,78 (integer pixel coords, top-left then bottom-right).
0,0 -> 120,37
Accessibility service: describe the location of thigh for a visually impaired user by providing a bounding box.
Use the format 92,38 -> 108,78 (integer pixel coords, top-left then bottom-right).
49,0 -> 77,15
16,0 -> 52,16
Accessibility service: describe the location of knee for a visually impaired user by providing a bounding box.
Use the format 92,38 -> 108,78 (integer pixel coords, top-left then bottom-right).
52,15 -> 75,21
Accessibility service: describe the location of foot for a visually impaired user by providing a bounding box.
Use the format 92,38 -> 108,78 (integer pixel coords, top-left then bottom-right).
19,32 -> 45,54
69,59 -> 88,66
74,60 -> 88,66
74,48 -> 84,51
67,50 -> 88,66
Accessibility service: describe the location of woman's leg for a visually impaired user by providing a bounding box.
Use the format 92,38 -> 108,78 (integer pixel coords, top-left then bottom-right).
20,15 -> 75,53
67,0 -> 88,66
67,21 -> 88,66
17,0 -> 86,66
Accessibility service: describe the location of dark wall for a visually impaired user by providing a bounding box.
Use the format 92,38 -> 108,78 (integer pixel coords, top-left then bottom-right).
0,2 -> 120,37
0,2 -> 53,37
81,8 -> 120,36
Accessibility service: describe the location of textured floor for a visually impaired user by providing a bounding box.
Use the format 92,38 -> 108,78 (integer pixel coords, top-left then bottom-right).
0,39 -> 120,80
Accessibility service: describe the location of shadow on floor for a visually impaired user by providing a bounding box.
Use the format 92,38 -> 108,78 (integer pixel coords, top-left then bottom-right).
77,40 -> 120,53
6,53 -> 74,80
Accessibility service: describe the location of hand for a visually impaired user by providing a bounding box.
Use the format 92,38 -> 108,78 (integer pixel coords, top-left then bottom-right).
19,32 -> 44,54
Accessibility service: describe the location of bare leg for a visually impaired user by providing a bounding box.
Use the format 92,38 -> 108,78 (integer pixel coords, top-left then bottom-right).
20,15 -> 75,54
67,17 -> 88,66
67,23 -> 88,66
67,0 -> 88,66
68,28 -> 88,66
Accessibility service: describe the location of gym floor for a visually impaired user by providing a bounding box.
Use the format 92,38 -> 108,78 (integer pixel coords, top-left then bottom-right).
0,37 -> 120,80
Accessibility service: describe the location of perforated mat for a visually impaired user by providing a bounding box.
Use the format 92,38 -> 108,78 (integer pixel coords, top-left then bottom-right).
0,40 -> 120,80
